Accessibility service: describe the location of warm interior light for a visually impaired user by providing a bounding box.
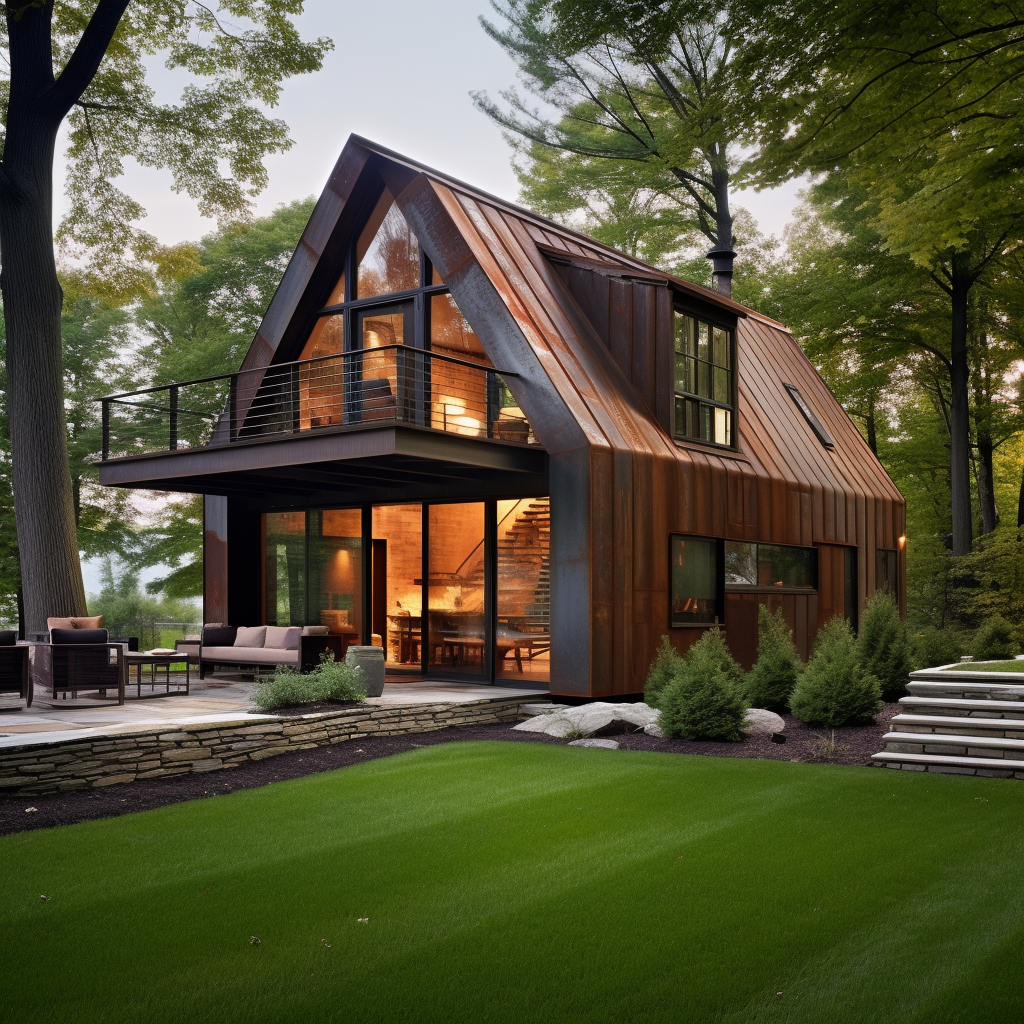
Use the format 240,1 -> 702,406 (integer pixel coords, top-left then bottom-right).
898,535 -> 907,549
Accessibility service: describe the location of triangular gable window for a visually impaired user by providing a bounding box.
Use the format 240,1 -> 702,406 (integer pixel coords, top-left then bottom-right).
356,189 -> 420,299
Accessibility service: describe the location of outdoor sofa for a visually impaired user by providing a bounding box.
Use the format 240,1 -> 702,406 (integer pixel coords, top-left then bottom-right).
198,624 -> 344,678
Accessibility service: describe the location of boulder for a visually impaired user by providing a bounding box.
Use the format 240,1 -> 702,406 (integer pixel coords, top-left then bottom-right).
513,701 -> 660,738
519,703 -> 572,717
567,738 -> 620,749
643,723 -> 666,738
742,708 -> 786,737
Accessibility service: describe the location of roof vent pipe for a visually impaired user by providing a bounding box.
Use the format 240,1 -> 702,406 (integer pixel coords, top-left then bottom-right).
706,247 -> 736,298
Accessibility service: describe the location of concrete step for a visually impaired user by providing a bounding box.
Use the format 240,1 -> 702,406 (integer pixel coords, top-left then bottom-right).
906,680 -> 1024,700
898,696 -> 1024,720
880,731 -> 1024,759
892,714 -> 1024,739
871,750 -> 1024,778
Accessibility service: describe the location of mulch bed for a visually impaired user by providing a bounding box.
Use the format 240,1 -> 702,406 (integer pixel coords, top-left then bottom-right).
0,704 -> 900,838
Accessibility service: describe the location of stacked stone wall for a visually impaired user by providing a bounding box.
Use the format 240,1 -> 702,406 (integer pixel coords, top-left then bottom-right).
0,697 -> 534,796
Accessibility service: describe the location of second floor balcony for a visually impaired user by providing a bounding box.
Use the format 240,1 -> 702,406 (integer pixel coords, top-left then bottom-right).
100,345 -> 539,462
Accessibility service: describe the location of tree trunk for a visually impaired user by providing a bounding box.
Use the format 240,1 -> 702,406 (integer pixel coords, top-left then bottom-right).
948,256 -> 973,556
709,150 -> 734,297
865,394 -> 878,455
976,429 -> 998,535
0,8 -> 87,635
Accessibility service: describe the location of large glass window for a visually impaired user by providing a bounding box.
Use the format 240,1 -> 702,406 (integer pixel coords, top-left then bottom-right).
495,497 -> 550,682
372,504 -> 423,667
263,510 -> 364,638
356,191 -> 420,299
264,512 -> 307,626
670,535 -> 720,625
725,542 -> 816,591
674,312 -> 734,446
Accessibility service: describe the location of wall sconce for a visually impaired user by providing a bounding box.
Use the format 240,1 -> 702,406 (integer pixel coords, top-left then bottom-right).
897,535 -> 907,550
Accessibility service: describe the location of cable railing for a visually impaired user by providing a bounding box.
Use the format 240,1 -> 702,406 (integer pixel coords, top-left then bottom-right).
100,345 -> 539,460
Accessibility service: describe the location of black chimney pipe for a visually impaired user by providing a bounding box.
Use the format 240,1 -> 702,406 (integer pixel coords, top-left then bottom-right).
707,247 -> 736,298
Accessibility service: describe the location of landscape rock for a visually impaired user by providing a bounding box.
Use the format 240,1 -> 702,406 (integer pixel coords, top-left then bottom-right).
512,701 -> 660,738
567,738 -> 620,749
643,723 -> 665,738
519,703 -> 572,717
742,709 -> 786,737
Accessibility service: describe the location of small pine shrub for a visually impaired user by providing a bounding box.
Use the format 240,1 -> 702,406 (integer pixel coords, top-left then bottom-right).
251,653 -> 366,710
745,604 -> 801,710
658,627 -> 748,741
972,615 -> 1019,662
644,635 -> 683,709
911,626 -> 968,669
789,617 -> 882,727
858,591 -> 913,701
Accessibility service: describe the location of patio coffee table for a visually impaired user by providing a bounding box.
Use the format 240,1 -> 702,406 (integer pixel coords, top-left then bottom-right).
124,652 -> 190,699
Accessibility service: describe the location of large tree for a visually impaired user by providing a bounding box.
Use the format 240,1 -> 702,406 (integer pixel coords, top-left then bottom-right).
730,0 -> 1024,555
475,0 -> 745,292
0,1 -> 330,635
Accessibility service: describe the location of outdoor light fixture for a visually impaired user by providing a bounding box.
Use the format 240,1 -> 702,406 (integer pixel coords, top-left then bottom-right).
898,535 -> 907,549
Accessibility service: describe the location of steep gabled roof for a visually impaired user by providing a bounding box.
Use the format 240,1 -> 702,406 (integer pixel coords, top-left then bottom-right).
234,134 -> 902,532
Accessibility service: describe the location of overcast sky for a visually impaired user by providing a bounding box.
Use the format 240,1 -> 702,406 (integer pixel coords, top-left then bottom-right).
58,0 -> 802,250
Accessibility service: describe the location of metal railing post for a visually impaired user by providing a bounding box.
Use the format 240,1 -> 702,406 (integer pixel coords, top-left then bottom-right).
168,385 -> 179,451
291,363 -> 301,433
101,399 -> 110,460
395,346 -> 406,424
229,374 -> 238,441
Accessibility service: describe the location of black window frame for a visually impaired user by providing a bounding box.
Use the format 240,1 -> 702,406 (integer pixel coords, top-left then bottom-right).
672,308 -> 737,449
876,548 -> 898,597
724,540 -> 818,594
668,533 -> 725,628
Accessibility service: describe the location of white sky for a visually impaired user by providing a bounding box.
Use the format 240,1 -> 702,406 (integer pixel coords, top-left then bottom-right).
76,1 -> 801,596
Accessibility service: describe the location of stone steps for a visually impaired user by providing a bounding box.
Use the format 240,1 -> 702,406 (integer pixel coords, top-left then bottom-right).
896,696 -> 1024,720
892,714 -> 1024,738
906,680 -> 1024,700
875,669 -> 1024,778
872,750 -> 1024,778
880,730 -> 1024,759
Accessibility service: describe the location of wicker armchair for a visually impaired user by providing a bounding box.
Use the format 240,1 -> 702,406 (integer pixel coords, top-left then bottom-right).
0,630 -> 30,706
49,628 -> 125,705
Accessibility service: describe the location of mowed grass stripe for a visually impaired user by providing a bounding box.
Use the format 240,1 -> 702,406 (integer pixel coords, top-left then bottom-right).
2,742 -> 1022,1024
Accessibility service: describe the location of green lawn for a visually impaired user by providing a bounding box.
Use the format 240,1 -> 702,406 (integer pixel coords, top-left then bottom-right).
2,743 -> 1023,1024
943,661 -> 1024,673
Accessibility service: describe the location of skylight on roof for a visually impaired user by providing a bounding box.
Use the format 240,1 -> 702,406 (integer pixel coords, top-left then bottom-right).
784,384 -> 835,451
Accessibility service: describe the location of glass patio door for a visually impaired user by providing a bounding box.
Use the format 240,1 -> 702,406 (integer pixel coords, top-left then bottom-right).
426,503 -> 487,679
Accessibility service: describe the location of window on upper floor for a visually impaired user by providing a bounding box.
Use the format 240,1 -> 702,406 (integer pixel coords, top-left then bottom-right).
296,190 -> 494,371
673,311 -> 734,447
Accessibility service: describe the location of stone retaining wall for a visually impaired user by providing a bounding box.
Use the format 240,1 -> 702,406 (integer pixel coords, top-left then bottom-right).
0,696 -> 536,796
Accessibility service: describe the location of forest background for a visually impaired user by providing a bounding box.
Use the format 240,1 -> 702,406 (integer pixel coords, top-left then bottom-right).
0,0 -> 1021,654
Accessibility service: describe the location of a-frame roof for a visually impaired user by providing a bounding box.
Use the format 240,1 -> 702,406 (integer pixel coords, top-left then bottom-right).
236,134 -> 902,533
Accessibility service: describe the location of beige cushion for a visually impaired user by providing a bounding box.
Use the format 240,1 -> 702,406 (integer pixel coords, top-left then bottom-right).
201,645 -> 298,665
301,625 -> 329,636
264,625 -> 300,650
47,615 -> 104,630
233,625 -> 267,648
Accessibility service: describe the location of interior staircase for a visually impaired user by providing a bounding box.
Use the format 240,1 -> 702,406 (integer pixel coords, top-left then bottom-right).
872,669 -> 1024,779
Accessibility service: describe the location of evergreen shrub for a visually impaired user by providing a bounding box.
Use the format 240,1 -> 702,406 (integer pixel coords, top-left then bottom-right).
252,653 -> 366,710
858,591 -> 913,701
644,635 -> 683,709
911,627 -> 968,669
745,604 -> 801,710
789,617 -> 882,727
658,626 -> 748,741
972,615 -> 1019,662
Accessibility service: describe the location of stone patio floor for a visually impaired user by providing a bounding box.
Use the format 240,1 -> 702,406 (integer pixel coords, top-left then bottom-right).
0,674 -> 548,749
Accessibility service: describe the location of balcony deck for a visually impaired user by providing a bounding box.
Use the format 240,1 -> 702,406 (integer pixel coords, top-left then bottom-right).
97,346 -> 547,498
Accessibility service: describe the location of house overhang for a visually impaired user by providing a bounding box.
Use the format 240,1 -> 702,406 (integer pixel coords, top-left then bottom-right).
97,426 -> 548,505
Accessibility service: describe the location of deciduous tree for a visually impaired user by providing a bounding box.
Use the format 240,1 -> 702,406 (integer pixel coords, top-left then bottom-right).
0,1 -> 330,635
